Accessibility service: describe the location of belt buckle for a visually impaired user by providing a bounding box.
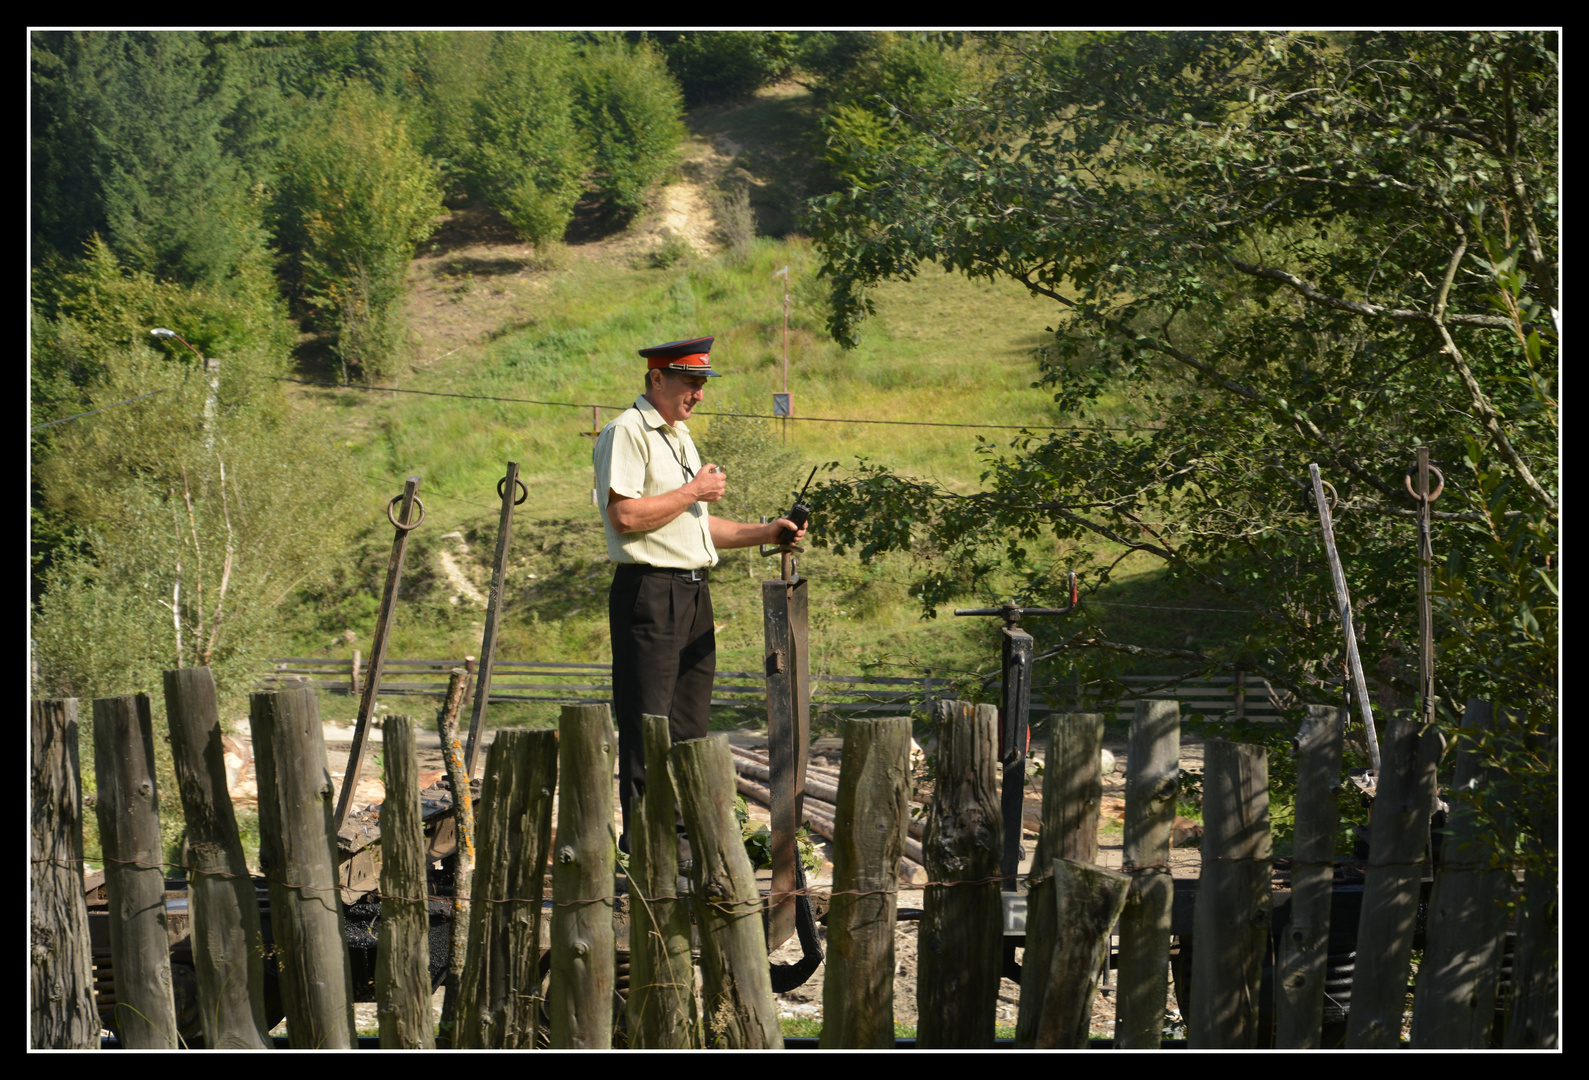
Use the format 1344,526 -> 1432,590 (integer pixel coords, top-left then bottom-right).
684,568 -> 703,582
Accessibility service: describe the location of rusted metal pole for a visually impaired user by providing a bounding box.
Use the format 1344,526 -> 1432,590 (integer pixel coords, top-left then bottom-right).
1308,464 -> 1382,772
334,476 -> 423,833
30,698 -> 98,1049
92,693 -> 180,1048
465,461 -> 523,779
161,667 -> 272,1048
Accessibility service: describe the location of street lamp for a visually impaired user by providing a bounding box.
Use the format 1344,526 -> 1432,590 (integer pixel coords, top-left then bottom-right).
151,328 -> 221,451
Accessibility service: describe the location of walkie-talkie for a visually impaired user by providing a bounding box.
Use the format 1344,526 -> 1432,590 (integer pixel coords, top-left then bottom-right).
780,466 -> 818,544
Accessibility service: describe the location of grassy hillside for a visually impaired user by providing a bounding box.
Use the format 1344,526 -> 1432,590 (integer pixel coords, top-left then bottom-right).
280,83 -> 1248,730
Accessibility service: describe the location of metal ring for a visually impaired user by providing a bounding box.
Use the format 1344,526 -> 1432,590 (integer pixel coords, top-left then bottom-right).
1307,480 -> 1338,511
387,493 -> 426,531
1404,465 -> 1444,503
497,475 -> 529,506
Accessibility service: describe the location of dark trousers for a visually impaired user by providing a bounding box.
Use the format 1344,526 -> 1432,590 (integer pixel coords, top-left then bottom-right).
609,565 -> 715,850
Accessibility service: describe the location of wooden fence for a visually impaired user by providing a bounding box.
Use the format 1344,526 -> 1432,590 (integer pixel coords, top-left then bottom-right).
31,676 -> 1555,1049
262,657 -> 1301,722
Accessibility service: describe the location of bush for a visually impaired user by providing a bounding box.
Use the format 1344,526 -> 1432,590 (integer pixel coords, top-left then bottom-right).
650,31 -> 797,106
273,82 -> 443,380
573,35 -> 686,221
465,33 -> 590,245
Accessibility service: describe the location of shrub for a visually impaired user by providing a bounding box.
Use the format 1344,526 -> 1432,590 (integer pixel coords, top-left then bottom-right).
573,35 -> 686,221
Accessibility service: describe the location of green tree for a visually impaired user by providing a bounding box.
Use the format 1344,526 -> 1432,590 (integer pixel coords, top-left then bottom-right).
464,32 -> 590,244
273,82 -> 443,379
808,31 -> 1556,861
572,34 -> 686,222
648,30 -> 797,107
30,31 -> 274,293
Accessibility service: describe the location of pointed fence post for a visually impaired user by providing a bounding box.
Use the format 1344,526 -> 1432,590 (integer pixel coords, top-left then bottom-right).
821,716 -> 912,1048
1116,698 -> 1181,1048
30,698 -> 99,1049
1188,738 -> 1272,1049
549,704 -> 616,1048
917,701 -> 1002,1048
93,693 -> 180,1048
162,667 -> 272,1048
374,715 -> 435,1048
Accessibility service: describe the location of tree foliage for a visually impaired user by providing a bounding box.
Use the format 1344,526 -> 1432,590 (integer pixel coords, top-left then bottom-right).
649,30 -> 797,107
808,31 -> 1556,866
572,34 -> 687,222
273,82 -> 443,379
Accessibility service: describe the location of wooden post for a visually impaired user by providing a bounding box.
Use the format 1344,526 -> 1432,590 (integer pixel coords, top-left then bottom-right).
434,667 -> 474,1034
1346,714 -> 1444,1048
372,716 -> 435,1048
1309,463 -> 1382,772
668,734 -> 782,1049
249,687 -> 357,1048
1411,700 -> 1513,1048
92,693 -> 179,1048
1115,698 -> 1180,1048
1016,711 -> 1104,1048
464,461 -> 521,779
334,475 -> 422,834
917,700 -> 1002,1048
1276,704 -> 1346,1048
350,649 -> 361,696
821,716 -> 912,1048
1505,710 -> 1557,1049
456,729 -> 557,1048
161,667 -> 272,1048
627,715 -> 700,1048
549,703 -> 617,1048
30,698 -> 98,1049
1034,859 -> 1131,1048
1188,738 -> 1271,1049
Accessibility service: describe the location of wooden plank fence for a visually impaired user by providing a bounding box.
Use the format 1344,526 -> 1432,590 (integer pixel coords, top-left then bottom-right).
32,676 -> 1553,1049
261,658 -> 1306,722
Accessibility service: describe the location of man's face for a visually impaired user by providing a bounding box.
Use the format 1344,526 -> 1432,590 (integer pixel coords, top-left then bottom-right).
650,371 -> 708,425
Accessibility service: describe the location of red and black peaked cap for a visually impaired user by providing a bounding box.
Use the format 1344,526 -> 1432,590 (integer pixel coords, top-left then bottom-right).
639,336 -> 721,377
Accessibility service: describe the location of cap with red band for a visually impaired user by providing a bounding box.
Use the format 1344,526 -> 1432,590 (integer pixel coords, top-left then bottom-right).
639,336 -> 721,377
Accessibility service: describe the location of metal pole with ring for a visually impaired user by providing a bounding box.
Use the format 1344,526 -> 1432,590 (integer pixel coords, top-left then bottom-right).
333,476 -> 426,833
464,462 -> 527,779
1408,448 -> 1445,731
1308,464 -> 1381,773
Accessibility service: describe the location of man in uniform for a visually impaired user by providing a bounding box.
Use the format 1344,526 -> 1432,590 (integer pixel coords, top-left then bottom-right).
594,336 -> 807,860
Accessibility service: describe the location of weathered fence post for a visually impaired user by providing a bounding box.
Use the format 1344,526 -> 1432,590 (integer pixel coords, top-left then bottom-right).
92,693 -> 179,1048
1409,699 -> 1513,1047
1346,714 -> 1444,1049
373,715 -> 435,1048
1188,738 -> 1271,1049
1275,704 -> 1346,1048
435,667 -> 474,1036
821,716 -> 912,1048
1036,858 -> 1131,1048
1016,711 -> 1104,1048
162,667 -> 272,1048
627,714 -> 701,1048
549,703 -> 616,1049
917,701 -> 1002,1048
669,733 -> 783,1048
1505,710 -> 1557,1049
249,687 -> 357,1048
1116,697 -> 1180,1048
456,729 -> 557,1048
30,698 -> 99,1048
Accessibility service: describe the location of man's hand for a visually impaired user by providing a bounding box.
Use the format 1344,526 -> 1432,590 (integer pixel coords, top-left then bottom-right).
689,462 -> 727,504
707,513 -> 809,551
770,516 -> 807,548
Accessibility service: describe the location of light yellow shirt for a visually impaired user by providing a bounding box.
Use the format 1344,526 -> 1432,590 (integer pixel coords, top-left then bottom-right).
593,396 -> 719,569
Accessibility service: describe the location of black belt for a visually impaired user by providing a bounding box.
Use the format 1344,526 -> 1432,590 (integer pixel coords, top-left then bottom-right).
615,563 -> 710,582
